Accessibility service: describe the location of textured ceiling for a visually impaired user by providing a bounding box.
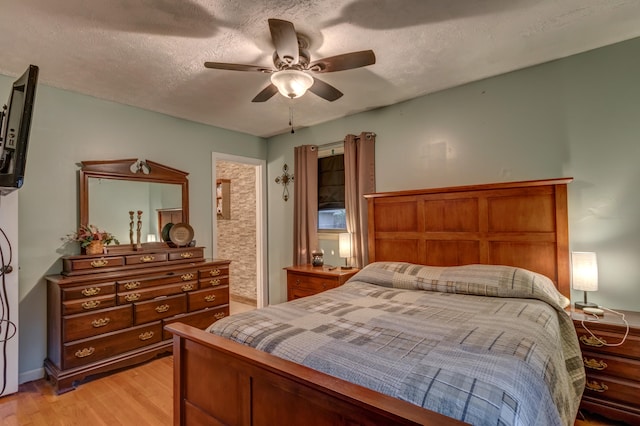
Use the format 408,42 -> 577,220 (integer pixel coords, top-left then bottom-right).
1,0 -> 640,138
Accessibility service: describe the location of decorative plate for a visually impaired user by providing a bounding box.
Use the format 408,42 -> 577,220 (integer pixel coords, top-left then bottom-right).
161,223 -> 174,243
169,223 -> 194,247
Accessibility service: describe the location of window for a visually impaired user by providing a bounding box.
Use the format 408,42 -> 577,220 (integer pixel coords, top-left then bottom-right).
318,152 -> 346,231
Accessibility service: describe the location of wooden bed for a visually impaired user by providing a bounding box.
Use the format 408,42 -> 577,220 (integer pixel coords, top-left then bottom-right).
166,177 -> 573,425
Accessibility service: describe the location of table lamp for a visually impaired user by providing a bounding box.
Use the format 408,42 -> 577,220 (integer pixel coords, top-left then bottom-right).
572,251 -> 598,309
339,233 -> 353,269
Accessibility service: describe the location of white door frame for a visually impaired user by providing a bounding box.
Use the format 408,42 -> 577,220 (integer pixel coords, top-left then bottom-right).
211,153 -> 268,308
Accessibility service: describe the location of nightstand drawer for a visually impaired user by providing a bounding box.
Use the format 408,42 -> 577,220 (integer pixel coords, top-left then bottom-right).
584,373 -> 640,407
575,326 -> 640,359
287,273 -> 338,292
582,351 -> 640,382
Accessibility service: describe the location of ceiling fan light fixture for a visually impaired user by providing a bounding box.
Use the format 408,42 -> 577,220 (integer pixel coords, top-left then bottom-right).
270,69 -> 314,99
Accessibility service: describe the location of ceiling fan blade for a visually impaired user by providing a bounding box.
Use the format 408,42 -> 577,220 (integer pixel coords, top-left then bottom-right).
251,84 -> 279,102
308,77 -> 343,102
309,50 -> 376,73
268,19 -> 299,65
204,62 -> 273,73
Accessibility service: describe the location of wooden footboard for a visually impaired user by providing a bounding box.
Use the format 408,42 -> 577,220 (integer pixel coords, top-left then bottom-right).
166,322 -> 466,426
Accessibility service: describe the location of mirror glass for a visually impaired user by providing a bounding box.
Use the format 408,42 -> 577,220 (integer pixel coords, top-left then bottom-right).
80,159 -> 189,248
88,178 -> 182,244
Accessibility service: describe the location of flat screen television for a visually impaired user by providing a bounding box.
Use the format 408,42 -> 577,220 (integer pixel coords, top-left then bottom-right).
0,64 -> 39,196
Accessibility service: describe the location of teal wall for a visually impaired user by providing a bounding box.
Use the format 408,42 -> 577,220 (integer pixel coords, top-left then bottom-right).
4,35 -> 639,382
267,37 -> 640,312
0,78 -> 266,380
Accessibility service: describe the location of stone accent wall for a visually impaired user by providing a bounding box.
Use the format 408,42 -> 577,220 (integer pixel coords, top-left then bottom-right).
217,161 -> 257,304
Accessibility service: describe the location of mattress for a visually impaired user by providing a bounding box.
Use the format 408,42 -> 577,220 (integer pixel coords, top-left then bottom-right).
208,262 -> 585,426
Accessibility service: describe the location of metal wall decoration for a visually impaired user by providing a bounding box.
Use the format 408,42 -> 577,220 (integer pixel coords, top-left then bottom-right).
275,164 -> 294,201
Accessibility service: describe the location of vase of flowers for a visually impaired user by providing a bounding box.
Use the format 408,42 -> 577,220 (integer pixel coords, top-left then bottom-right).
64,224 -> 119,254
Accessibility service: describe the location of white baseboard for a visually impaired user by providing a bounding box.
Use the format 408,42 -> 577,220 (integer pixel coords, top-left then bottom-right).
19,368 -> 44,385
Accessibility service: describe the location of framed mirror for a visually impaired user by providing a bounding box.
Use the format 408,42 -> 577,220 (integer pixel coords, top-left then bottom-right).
80,159 -> 189,246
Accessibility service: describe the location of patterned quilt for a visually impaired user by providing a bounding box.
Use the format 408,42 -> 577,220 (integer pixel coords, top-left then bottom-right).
208,262 -> 585,426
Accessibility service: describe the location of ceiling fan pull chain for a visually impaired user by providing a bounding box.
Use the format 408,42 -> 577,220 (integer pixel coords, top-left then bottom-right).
289,106 -> 295,134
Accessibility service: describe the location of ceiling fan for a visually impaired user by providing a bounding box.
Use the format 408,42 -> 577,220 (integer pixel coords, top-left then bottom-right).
204,19 -> 376,102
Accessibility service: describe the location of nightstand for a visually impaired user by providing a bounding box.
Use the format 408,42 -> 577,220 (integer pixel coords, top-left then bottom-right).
571,308 -> 640,424
285,264 -> 360,301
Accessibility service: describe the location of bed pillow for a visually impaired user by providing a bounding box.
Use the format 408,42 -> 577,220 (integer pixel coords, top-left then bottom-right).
350,262 -> 570,311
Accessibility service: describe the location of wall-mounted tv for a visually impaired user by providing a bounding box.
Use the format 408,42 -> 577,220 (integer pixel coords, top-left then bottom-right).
0,64 -> 39,196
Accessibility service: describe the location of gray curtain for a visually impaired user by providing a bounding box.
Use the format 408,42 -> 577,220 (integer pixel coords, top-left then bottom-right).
344,132 -> 376,268
293,145 -> 318,265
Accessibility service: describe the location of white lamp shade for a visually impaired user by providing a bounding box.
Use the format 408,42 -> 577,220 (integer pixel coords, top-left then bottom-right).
338,233 -> 352,258
270,69 -> 314,99
572,251 -> 598,292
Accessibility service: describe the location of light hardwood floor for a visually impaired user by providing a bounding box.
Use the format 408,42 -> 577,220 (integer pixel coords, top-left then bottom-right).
1,356 -> 627,426
1,356 -> 173,425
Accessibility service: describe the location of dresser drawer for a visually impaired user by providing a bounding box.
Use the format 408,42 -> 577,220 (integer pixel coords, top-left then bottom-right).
134,294 -> 187,325
63,294 -> 116,315
168,248 -> 204,261
162,306 -> 229,340
582,351 -> 640,382
187,287 -> 229,312
61,282 -> 116,300
65,256 -> 125,272
118,281 -> 198,304
63,305 -> 133,342
288,272 -> 338,293
199,265 -> 230,282
199,275 -> 229,289
116,269 -> 198,292
63,321 -> 162,369
125,252 -> 169,265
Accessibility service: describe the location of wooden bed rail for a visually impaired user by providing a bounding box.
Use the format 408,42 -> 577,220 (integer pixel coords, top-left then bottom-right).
167,322 -> 467,426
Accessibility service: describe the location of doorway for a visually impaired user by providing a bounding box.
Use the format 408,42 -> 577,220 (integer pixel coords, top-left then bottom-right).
211,153 -> 267,311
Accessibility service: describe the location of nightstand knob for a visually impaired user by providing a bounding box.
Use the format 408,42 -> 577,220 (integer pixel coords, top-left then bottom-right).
296,279 -> 301,286
580,335 -> 607,347
583,357 -> 608,371
585,380 -> 608,393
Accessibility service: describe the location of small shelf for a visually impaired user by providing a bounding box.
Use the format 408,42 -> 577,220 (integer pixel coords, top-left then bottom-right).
216,179 -> 231,220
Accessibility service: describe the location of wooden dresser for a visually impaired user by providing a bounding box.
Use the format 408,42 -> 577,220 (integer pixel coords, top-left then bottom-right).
285,264 -> 359,301
572,308 -> 640,424
45,245 -> 230,394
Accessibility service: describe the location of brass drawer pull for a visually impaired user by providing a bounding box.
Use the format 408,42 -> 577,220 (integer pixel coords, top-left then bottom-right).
214,312 -> 226,320
82,300 -> 101,310
181,283 -> 194,292
125,293 -> 141,302
585,380 -> 608,393
180,252 -> 194,259
209,279 -> 221,286
205,295 -> 216,302
295,279 -> 301,286
139,331 -> 155,341
209,269 -> 221,277
181,273 -> 194,281
82,287 -> 100,297
90,259 -> 109,268
124,281 -> 141,290
75,347 -> 95,358
580,335 -> 606,347
140,255 -> 155,263
584,357 -> 608,371
155,304 -> 170,313
91,318 -> 110,328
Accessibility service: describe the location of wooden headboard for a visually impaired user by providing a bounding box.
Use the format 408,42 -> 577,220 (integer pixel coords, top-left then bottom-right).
365,178 -> 572,298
